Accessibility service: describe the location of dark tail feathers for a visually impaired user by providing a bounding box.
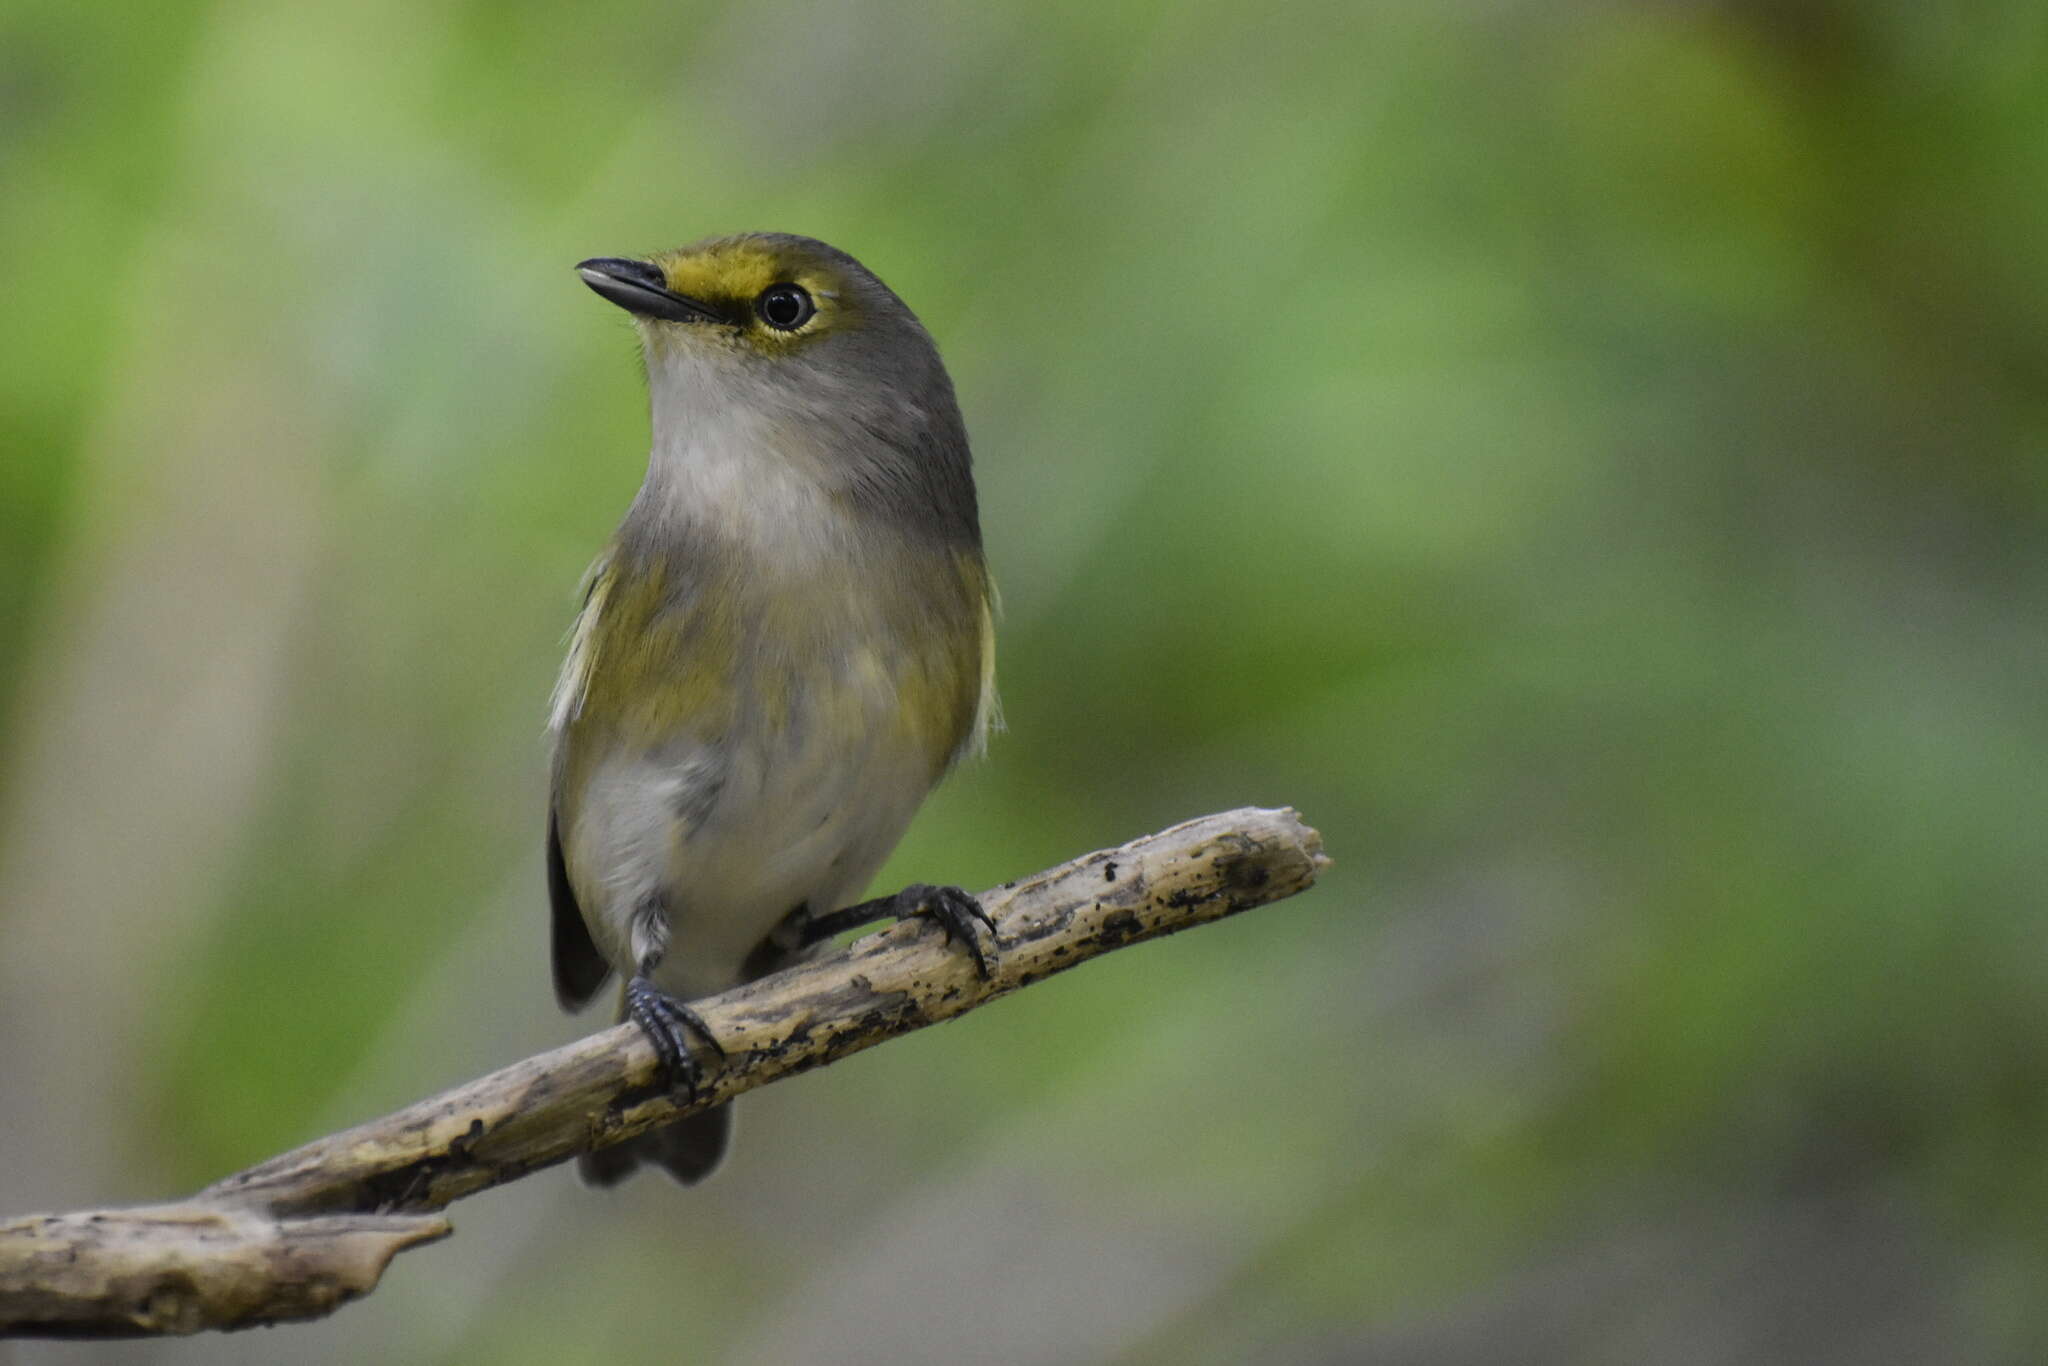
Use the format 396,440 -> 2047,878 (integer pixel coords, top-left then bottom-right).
579,1104 -> 733,1187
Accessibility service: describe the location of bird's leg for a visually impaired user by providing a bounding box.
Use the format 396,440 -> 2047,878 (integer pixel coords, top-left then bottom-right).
624,900 -> 725,1100
797,884 -> 998,979
740,902 -> 814,980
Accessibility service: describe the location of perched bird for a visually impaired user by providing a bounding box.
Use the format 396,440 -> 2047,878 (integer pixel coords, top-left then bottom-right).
550,233 -> 999,1187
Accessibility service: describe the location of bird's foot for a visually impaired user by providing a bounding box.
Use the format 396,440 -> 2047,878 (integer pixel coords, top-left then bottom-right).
625,975 -> 726,1101
897,883 -> 996,976
792,883 -> 999,978
885,883 -> 999,979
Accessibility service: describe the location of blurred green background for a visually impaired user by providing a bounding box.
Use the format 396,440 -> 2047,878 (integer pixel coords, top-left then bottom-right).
4,0 -> 2046,1361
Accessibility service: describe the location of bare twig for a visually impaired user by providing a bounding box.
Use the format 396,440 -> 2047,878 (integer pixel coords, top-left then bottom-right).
0,807 -> 1327,1338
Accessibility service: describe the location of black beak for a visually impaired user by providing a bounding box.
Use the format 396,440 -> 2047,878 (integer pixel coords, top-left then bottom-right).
575,258 -> 726,324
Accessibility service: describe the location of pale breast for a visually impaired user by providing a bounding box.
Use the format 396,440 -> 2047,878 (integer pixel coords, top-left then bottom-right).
551,536 -> 987,999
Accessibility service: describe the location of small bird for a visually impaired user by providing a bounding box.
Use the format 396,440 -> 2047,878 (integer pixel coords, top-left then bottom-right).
550,234 -> 998,1186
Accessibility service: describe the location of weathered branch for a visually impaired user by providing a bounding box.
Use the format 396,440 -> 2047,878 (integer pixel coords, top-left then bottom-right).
1,807 -> 1326,1338
0,1209 -> 450,1339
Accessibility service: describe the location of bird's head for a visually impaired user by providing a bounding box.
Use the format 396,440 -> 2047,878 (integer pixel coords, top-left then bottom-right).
576,233 -> 950,403
576,232 -> 975,543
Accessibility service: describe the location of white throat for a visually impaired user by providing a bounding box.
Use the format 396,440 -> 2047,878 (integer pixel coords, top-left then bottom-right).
639,346 -> 845,562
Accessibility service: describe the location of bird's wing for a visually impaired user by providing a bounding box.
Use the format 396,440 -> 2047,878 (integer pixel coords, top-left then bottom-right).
548,807 -> 612,1010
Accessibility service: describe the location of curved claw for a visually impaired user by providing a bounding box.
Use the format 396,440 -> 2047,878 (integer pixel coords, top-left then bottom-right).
626,976 -> 726,1101
895,883 -> 999,979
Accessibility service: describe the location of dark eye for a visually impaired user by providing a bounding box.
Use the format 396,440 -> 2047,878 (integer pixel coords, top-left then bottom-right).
756,284 -> 815,331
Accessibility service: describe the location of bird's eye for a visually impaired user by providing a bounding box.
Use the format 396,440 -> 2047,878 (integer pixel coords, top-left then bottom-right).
756,284 -> 815,331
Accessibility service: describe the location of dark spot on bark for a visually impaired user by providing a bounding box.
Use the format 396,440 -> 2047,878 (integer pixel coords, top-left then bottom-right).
1221,856 -> 1270,894
447,1118 -> 485,1159
1097,910 -> 1143,947
360,1158 -> 443,1213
